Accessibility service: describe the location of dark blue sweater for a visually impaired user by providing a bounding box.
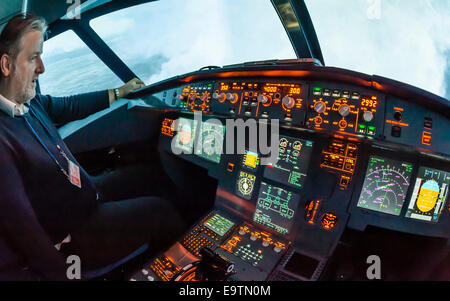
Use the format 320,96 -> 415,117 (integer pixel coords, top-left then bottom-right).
0,91 -> 110,279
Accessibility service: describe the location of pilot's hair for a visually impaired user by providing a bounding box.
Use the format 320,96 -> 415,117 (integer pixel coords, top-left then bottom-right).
0,13 -> 47,61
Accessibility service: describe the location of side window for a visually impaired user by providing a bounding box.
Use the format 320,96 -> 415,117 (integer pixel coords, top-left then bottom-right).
39,30 -> 123,97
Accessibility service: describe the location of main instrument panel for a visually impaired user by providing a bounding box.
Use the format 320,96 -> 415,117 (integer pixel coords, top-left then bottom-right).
132,67 -> 449,281
148,77 -> 448,158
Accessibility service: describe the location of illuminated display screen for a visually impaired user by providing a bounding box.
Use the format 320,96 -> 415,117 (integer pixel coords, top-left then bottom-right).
195,120 -> 225,163
253,182 -> 300,235
263,86 -> 278,93
406,167 -> 449,223
236,171 -> 256,200
173,118 -> 198,153
204,214 -> 235,236
360,96 -> 378,109
262,84 -> 301,95
264,136 -> 314,189
242,150 -> 260,170
357,156 -> 413,216
289,87 -> 301,94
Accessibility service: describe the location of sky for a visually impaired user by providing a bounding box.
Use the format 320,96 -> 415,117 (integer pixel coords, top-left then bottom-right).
40,0 -> 449,99
305,0 -> 450,99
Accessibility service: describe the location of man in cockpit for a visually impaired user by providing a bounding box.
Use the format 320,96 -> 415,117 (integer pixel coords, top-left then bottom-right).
0,13 -> 185,280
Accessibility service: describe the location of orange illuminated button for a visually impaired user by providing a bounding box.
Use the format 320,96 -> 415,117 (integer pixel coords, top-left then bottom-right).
338,119 -> 348,129
422,131 -> 432,145
321,213 -> 338,230
314,116 -> 323,126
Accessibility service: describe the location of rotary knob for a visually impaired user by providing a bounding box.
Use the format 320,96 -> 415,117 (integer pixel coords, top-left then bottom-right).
189,94 -> 197,101
282,96 -> 295,109
200,93 -> 208,102
226,93 -> 238,103
363,111 -> 374,122
257,94 -> 269,104
338,104 -> 350,117
213,92 -> 226,103
314,101 -> 326,114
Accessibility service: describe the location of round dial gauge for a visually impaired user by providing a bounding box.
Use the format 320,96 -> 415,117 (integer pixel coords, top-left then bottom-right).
358,158 -> 412,216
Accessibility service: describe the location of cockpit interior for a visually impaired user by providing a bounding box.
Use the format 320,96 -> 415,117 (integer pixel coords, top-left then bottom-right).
1,0 -> 449,281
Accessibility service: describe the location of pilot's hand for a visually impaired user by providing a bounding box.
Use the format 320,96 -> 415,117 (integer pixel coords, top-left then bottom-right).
118,78 -> 146,98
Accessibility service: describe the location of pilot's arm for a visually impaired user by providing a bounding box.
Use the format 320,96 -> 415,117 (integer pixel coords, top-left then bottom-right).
0,142 -> 67,280
107,78 -> 145,105
36,78 -> 145,124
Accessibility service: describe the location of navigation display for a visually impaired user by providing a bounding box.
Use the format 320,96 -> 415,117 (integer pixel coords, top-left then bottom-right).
357,156 -> 413,216
173,118 -> 198,153
196,120 -> 225,163
264,136 -> 314,189
253,182 -> 300,235
406,167 -> 449,223
204,213 -> 235,236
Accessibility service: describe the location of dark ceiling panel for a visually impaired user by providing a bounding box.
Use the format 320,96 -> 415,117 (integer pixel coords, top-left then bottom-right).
1,0 -> 92,28
28,0 -> 91,24
0,1 -> 23,28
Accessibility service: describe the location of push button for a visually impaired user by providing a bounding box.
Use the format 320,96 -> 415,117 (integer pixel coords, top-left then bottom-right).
391,126 -> 401,137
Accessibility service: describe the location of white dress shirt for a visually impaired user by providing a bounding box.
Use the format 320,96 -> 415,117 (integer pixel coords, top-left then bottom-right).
0,93 -> 30,117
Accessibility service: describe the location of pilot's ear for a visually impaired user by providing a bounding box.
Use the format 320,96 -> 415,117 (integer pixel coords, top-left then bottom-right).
0,53 -> 13,77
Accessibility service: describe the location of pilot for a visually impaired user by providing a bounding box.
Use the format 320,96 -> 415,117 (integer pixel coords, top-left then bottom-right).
0,13 -> 185,280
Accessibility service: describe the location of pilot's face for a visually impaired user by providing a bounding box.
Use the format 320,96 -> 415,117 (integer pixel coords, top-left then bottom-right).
10,30 -> 45,104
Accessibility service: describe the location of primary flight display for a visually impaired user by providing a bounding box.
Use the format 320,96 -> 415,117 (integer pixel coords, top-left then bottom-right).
357,156 -> 413,216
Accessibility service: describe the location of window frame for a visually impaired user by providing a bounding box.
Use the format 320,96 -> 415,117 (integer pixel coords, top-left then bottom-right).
39,1 -> 151,92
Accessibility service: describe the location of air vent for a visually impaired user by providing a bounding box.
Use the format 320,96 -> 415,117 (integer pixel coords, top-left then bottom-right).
424,117 -> 432,130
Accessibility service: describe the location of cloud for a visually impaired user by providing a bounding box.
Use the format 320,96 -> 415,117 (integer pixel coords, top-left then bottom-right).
89,17 -> 134,41
88,0 -> 296,84
43,30 -> 85,56
42,0 -> 448,100
305,0 -> 450,98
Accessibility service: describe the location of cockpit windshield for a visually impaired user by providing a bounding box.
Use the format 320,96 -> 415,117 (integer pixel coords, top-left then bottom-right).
305,0 -> 450,99
89,0 -> 296,84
